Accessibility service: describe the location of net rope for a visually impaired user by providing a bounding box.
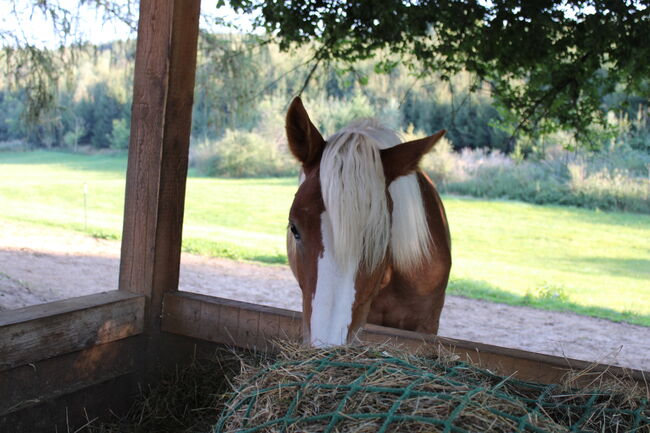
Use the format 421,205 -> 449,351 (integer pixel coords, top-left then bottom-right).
215,349 -> 649,432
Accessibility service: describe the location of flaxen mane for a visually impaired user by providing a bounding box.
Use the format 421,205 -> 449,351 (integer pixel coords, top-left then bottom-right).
319,119 -> 432,274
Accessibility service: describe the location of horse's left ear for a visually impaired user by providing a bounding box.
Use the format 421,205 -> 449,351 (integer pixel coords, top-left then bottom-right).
380,129 -> 446,184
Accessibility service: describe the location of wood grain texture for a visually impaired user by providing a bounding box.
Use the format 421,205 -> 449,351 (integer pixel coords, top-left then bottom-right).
118,0 -> 201,334
0,291 -> 144,371
162,292 -> 302,351
0,369 -> 138,433
161,292 -> 649,385
0,337 -> 139,416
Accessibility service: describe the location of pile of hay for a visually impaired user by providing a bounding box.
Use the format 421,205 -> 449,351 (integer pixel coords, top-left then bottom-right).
87,347 -> 266,433
217,343 -> 649,433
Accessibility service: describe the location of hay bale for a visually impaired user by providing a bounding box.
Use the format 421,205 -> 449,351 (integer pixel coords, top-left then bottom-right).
216,343 -> 649,433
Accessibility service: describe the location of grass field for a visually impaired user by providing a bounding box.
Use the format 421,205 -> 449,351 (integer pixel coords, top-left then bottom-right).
1,150 -> 649,326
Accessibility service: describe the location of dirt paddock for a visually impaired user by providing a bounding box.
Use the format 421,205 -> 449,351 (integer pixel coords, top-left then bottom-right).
0,219 -> 648,372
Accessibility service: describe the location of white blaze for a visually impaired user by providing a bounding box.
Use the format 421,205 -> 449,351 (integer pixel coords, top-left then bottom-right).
310,211 -> 356,347
305,119 -> 433,346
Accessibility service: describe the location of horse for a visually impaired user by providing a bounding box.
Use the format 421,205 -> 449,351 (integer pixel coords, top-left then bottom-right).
285,97 -> 451,347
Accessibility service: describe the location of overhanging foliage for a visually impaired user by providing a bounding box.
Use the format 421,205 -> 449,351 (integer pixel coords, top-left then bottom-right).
229,0 -> 650,145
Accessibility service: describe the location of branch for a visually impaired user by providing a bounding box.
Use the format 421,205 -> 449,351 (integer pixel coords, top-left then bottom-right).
296,54 -> 323,97
506,51 -> 593,146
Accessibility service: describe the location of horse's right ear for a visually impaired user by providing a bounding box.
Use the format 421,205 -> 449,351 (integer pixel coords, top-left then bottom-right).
381,130 -> 446,184
286,97 -> 325,169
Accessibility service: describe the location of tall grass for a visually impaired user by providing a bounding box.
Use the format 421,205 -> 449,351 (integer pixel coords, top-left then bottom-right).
189,110 -> 650,214
423,144 -> 650,214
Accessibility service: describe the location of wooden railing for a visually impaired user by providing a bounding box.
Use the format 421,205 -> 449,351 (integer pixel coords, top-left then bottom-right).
162,291 -> 649,386
0,291 -> 144,419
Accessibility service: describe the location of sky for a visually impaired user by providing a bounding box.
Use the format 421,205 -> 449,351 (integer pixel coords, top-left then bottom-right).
3,1 -> 632,50
0,0 -> 256,48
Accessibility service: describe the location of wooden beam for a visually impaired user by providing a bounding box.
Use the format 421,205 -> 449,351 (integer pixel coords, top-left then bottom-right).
161,292 -> 649,386
359,325 -> 650,387
118,0 -> 201,335
0,291 -> 144,371
0,337 -> 138,417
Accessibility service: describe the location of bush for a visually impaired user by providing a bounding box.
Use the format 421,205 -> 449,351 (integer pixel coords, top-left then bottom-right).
108,118 -> 130,149
433,144 -> 650,213
192,130 -> 297,177
309,92 -> 376,136
568,165 -> 650,213
187,104 -> 650,215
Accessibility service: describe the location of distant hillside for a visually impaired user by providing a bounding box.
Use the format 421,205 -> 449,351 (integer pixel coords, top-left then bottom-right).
0,34 -> 648,155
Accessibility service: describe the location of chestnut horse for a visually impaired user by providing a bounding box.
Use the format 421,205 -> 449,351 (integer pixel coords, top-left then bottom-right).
285,97 -> 451,347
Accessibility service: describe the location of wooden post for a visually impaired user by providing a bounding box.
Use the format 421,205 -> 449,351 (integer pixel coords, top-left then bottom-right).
118,0 -> 201,347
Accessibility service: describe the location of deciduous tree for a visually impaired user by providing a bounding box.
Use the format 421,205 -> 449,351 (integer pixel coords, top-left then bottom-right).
229,0 -> 650,146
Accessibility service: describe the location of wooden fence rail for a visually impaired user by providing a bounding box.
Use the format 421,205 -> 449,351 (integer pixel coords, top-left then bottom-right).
162,291 -> 649,386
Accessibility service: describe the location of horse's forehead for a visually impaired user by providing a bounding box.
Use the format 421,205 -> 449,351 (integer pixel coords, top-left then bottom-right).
290,172 -> 324,217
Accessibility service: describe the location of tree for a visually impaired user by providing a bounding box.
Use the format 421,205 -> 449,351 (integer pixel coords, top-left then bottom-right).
228,0 -> 650,147
192,32 -> 268,138
0,1 -> 136,125
76,82 -> 127,148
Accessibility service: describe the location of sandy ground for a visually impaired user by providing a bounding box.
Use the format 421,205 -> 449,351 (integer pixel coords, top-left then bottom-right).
1,219 -> 648,372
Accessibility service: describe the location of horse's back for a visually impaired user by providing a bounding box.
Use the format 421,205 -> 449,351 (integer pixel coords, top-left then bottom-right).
368,171 -> 451,334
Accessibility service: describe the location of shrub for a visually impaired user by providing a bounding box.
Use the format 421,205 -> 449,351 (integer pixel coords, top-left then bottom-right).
424,141 -> 650,214
108,118 -> 130,149
192,130 -> 297,178
189,108 -> 650,215
568,165 -> 650,213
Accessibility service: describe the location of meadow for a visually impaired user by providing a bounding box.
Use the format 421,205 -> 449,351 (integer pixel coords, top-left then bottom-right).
1,150 -> 649,326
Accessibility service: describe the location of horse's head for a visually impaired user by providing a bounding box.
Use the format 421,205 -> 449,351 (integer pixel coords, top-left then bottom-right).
285,97 -> 445,347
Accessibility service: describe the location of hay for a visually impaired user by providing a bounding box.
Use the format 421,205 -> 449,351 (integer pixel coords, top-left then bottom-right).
87,347 -> 266,433
217,342 -> 650,433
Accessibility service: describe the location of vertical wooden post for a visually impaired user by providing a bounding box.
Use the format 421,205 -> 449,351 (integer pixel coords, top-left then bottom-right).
119,0 -> 201,345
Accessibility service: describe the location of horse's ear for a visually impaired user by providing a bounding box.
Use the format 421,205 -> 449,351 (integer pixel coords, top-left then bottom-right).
380,130 -> 446,184
286,97 -> 326,169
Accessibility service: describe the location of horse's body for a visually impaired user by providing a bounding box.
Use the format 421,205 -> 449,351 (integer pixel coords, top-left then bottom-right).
285,97 -> 451,347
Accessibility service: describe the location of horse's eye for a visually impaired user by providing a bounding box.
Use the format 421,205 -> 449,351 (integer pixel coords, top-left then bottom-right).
290,223 -> 301,240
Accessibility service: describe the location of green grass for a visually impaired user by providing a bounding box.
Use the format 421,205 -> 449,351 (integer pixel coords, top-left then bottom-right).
1,150 -> 649,326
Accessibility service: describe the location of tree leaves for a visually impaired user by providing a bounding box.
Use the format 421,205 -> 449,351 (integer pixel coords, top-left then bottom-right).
0,0 -> 136,126
227,0 -> 650,146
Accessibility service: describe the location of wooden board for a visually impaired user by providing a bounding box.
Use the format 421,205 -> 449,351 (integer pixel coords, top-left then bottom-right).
0,337 -> 139,416
161,291 -> 649,386
162,291 -> 302,352
0,368 -> 138,433
0,291 -> 144,371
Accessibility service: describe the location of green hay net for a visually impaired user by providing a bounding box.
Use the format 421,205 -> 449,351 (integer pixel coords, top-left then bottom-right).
215,346 -> 649,433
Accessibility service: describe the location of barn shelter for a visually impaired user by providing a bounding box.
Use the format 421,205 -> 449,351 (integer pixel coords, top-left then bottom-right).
0,2 -> 647,432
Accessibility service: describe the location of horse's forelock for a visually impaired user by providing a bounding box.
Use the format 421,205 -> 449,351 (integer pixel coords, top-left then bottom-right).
319,119 -> 432,275
319,120 -> 393,275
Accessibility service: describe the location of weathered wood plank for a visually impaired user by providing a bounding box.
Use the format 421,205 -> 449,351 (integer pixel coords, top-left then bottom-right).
161,292 -> 302,349
161,291 -> 649,385
0,369 -> 137,433
361,325 -> 581,385
0,291 -> 144,370
0,337 -> 139,416
118,0 -> 202,335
